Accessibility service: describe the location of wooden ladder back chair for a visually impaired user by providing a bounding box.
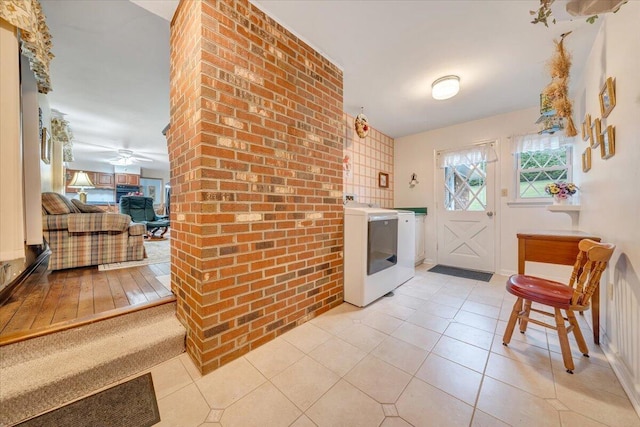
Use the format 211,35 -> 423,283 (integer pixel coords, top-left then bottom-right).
503,239 -> 615,373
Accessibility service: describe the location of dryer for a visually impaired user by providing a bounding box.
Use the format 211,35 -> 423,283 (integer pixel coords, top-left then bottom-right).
344,207 -> 414,307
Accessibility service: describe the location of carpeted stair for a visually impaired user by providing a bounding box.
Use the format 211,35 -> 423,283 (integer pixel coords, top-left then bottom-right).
0,302 -> 185,426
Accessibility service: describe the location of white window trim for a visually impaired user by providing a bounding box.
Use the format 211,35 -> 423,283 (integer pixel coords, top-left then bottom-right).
511,143 -> 573,205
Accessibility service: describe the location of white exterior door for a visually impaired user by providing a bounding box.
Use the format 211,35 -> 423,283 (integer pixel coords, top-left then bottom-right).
436,143 -> 496,272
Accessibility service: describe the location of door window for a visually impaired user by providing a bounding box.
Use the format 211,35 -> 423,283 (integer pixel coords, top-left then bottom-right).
444,162 -> 487,211
439,145 -> 492,212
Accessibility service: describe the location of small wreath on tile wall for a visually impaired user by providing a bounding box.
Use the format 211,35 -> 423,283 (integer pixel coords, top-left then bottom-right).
355,111 -> 369,138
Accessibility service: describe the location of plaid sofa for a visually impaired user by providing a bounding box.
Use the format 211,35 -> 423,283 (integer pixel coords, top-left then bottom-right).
42,192 -> 146,270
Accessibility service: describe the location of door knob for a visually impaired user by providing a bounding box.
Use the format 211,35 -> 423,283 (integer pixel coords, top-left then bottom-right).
486,211 -> 494,217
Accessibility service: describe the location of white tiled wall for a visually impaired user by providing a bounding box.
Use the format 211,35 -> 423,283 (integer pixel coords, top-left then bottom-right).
343,114 -> 394,208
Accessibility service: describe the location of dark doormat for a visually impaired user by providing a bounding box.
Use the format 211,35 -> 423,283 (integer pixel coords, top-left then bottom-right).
17,373 -> 160,427
428,265 -> 493,282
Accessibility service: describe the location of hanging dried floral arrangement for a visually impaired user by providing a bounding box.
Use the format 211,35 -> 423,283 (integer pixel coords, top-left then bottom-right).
543,32 -> 578,137
354,108 -> 369,138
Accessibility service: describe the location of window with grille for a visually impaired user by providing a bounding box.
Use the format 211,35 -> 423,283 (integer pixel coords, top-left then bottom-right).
516,146 -> 572,199
439,144 -> 493,212
444,162 -> 487,211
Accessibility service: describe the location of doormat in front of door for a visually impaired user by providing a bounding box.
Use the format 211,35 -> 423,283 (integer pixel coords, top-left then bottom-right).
428,265 -> 493,282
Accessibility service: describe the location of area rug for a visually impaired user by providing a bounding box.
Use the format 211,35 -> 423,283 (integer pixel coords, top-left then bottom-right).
17,373 -> 160,427
428,265 -> 493,282
98,238 -> 169,271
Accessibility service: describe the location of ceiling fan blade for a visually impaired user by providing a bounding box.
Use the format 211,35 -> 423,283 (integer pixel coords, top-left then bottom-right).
72,141 -> 162,165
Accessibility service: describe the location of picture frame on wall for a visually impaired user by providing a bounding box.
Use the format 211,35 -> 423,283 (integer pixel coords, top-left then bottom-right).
140,178 -> 163,203
581,147 -> 591,172
590,118 -> 601,149
378,172 -> 389,188
600,125 -> 615,159
582,114 -> 591,141
41,127 -> 51,164
599,77 -> 616,118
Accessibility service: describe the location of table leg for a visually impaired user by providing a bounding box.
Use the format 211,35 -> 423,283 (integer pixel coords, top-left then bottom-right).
592,285 -> 600,345
518,238 -> 525,274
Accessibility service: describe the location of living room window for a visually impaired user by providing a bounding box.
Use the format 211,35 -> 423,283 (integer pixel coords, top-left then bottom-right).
513,134 -> 573,200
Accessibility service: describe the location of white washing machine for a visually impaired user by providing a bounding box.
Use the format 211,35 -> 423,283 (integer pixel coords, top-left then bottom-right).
344,207 -> 415,307
396,210 -> 416,285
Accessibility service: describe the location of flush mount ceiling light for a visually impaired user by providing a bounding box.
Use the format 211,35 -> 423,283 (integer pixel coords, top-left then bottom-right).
431,75 -> 460,100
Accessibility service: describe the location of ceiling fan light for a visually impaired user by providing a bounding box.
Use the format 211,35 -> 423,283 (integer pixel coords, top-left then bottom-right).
432,75 -> 460,100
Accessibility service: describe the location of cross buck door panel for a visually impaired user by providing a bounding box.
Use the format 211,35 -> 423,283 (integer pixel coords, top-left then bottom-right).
436,143 -> 496,272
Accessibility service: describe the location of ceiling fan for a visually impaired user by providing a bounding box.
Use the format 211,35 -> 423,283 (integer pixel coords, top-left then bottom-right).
107,149 -> 154,165
71,141 -> 162,165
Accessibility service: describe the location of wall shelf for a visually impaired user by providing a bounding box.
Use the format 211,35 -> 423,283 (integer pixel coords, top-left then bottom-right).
547,204 -> 581,229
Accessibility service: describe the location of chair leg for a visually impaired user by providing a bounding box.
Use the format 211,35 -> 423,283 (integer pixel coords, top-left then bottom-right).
567,309 -> 589,357
503,297 -> 522,345
554,307 -> 575,373
519,299 -> 532,333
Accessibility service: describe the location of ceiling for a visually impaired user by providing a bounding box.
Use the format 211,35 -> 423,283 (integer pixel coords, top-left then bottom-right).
41,0 -> 171,170
251,0 -> 600,138
41,0 -> 602,169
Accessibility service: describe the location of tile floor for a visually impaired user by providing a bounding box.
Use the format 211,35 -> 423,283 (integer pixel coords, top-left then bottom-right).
147,265 -> 640,426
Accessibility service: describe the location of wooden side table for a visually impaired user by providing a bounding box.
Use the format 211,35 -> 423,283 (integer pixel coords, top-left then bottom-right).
516,230 -> 602,344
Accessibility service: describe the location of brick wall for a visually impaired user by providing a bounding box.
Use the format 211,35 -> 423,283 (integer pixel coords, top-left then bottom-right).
343,113 -> 394,207
169,0 -> 344,374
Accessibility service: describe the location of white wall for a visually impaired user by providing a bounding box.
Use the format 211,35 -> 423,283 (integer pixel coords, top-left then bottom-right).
395,4 -> 640,411
395,106 -> 576,278
572,3 -> 640,411
141,166 -> 169,184
0,19 -> 25,266
67,160 -> 115,174
21,58 -> 45,245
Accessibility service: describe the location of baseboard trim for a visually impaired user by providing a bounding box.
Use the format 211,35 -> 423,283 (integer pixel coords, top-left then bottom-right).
601,336 -> 640,418
498,269 -> 515,277
0,246 -> 50,306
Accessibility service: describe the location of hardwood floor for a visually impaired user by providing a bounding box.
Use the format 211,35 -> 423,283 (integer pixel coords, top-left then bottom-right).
0,259 -> 173,345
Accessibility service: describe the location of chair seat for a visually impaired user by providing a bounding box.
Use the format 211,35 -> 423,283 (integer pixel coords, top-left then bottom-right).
506,274 -> 573,309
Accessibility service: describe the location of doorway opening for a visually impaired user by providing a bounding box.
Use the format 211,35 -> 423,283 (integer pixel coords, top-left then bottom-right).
435,142 -> 497,273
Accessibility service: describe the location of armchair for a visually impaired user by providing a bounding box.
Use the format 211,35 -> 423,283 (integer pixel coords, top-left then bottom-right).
119,196 -> 170,238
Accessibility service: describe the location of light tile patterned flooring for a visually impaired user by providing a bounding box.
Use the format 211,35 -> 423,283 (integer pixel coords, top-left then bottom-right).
148,265 -> 640,426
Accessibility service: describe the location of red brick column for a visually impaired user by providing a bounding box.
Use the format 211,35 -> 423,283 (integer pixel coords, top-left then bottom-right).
169,0 -> 344,374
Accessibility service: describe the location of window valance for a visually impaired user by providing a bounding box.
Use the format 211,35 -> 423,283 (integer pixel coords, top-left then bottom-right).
512,133 -> 572,154
437,143 -> 498,168
0,0 -> 53,94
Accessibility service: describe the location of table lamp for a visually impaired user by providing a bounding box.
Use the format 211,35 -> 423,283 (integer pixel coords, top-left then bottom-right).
68,171 -> 95,203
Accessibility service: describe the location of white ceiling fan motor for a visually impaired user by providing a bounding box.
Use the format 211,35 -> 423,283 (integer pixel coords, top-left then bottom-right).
109,149 -> 153,165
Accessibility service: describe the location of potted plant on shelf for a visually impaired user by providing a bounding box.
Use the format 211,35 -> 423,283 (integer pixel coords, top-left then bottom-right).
545,181 -> 578,205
